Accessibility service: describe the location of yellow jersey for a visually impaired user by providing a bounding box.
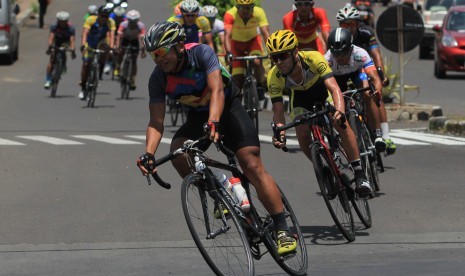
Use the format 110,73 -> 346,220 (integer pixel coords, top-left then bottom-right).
168,15 -> 211,43
224,6 -> 268,42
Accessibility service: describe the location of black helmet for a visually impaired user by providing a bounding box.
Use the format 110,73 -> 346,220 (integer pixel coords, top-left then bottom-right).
143,21 -> 186,52
327,27 -> 353,55
98,5 -> 112,17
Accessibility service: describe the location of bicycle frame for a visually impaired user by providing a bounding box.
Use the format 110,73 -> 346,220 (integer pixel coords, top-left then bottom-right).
85,48 -> 106,107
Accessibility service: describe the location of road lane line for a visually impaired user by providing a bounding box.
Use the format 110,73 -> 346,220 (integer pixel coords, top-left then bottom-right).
388,137 -> 430,145
390,130 -> 465,145
16,136 -> 84,145
71,135 -> 141,145
0,138 -> 25,145
125,135 -> 171,144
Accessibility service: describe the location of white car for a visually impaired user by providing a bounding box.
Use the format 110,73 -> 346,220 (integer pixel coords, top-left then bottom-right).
0,0 -> 20,64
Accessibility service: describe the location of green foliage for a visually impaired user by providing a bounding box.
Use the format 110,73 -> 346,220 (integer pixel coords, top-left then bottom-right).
170,0 -> 262,18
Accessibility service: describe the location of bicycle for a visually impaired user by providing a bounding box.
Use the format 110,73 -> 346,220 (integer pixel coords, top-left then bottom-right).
84,48 -> 106,108
230,55 -> 268,131
343,85 -> 381,195
272,103 -> 371,242
142,135 -> 308,276
166,98 -> 188,127
49,47 -> 72,98
119,45 -> 141,99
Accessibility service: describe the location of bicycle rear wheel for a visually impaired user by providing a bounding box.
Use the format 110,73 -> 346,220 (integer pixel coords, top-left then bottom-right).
181,174 -> 254,276
247,184 -> 308,275
310,142 -> 355,242
168,99 -> 179,126
360,123 -> 381,192
120,58 -> 131,99
243,77 -> 260,131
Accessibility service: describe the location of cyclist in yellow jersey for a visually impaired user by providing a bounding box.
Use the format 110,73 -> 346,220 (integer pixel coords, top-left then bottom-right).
266,30 -> 372,198
224,0 -> 270,90
168,0 -> 214,50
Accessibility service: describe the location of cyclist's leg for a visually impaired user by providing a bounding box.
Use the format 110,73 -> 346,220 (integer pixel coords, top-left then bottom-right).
80,46 -> 93,97
378,101 -> 396,154
97,40 -> 110,79
249,37 -> 265,86
44,49 -> 54,88
230,39 -> 248,89
130,40 -> 140,89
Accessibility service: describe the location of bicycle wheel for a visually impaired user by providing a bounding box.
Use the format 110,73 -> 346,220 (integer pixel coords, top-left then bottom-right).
88,67 -> 98,108
310,142 -> 355,242
360,124 -> 381,192
50,56 -> 61,98
125,58 -> 133,100
247,183 -> 308,275
169,100 -> 179,127
180,103 -> 188,124
182,174 -> 254,276
120,59 -> 130,99
243,77 -> 259,131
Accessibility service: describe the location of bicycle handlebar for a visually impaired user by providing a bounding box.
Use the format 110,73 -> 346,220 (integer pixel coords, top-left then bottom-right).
342,84 -> 380,107
232,55 -> 269,61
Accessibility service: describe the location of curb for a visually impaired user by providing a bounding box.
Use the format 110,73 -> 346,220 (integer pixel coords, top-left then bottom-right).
16,8 -> 33,27
429,117 -> 465,134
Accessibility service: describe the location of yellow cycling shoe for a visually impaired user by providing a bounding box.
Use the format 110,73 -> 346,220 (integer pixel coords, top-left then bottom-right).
214,206 -> 229,219
276,231 -> 297,256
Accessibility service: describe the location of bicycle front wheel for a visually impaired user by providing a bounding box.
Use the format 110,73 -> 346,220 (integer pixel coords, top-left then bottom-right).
120,59 -> 130,99
310,142 -> 355,242
243,77 -> 260,131
50,57 -> 61,98
181,174 -> 254,276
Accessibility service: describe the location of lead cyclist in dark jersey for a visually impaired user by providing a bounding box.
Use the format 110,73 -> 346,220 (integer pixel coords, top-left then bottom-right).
136,21 -> 297,256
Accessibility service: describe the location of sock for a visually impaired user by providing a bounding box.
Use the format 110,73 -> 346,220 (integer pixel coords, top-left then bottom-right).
381,122 -> 390,140
351,159 -> 363,172
46,75 -> 51,81
375,129 -> 382,138
271,212 -> 289,232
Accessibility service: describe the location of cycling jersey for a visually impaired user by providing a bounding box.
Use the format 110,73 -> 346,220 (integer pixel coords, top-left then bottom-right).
224,6 -> 268,42
267,51 -> 334,109
83,16 -> 116,48
168,15 -> 212,43
149,43 -> 235,111
118,20 -> 146,41
50,23 -> 75,46
282,8 -> 330,52
353,23 -> 378,52
110,14 -> 127,30
210,18 -> 225,36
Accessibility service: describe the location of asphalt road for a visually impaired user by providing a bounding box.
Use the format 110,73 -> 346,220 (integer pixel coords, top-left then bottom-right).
0,1 -> 464,275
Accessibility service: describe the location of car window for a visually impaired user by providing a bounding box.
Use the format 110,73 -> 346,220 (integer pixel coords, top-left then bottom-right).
427,0 -> 465,10
446,11 -> 465,31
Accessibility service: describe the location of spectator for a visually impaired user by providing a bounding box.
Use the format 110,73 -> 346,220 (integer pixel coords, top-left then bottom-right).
38,0 -> 51,29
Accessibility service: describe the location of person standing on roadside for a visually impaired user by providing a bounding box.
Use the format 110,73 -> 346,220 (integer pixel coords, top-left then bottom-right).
38,0 -> 51,29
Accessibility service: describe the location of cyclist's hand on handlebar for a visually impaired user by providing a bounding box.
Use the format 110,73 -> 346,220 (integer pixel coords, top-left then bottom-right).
382,76 -> 390,87
71,50 -> 76,59
45,47 -> 51,55
225,51 -> 233,63
137,152 -> 156,176
141,50 -> 147,59
204,120 -> 220,142
80,45 -> 85,53
332,110 -> 347,129
272,131 -> 287,149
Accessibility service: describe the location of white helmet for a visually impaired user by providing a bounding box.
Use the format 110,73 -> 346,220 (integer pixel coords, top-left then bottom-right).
56,11 -> 70,21
113,6 -> 126,17
126,10 -> 141,21
88,5 -> 98,15
336,6 -> 360,22
180,0 -> 200,13
202,5 -> 218,18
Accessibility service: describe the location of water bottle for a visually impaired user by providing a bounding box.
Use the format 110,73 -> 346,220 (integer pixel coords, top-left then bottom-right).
213,170 -> 233,197
229,177 -> 250,212
194,156 -> 206,172
333,151 -> 341,168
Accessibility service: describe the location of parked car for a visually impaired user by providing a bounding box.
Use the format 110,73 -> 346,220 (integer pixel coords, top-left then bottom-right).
0,0 -> 20,65
433,5 -> 465,78
417,0 -> 465,59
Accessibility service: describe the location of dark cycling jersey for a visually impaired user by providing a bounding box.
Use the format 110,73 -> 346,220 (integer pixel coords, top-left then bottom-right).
352,23 -> 378,52
148,43 -> 235,112
50,23 -> 75,46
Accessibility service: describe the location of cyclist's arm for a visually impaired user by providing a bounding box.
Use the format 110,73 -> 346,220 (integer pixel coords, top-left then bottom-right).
324,77 -> 345,115
218,32 -> 226,54
146,102 -> 165,155
81,27 -> 89,47
207,69 -> 224,142
366,69 -> 382,95
259,25 -> 270,44
203,32 -> 215,51
224,28 -> 232,53
47,32 -> 55,49
69,34 -> 76,52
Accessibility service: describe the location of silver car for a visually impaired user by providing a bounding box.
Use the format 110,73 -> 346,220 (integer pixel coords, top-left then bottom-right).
0,0 -> 20,64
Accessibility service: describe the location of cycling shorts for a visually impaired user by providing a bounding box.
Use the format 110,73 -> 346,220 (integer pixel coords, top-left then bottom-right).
289,80 -> 329,120
230,36 -> 263,76
172,97 -> 260,152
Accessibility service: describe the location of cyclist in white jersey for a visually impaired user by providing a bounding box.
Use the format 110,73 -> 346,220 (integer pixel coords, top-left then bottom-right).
201,5 -> 225,54
324,28 -> 385,151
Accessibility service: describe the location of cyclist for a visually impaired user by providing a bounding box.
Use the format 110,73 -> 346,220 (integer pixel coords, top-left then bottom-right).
83,5 -> 98,22
44,11 -> 77,89
114,9 -> 146,90
137,21 -> 297,256
105,6 -> 127,74
337,5 -> 396,155
224,0 -> 270,91
79,5 -> 116,100
324,28 -> 385,150
168,0 -> 214,50
173,1 -> 183,16
266,30 -> 372,198
202,5 -> 226,54
351,1 -> 375,28
282,0 -> 331,54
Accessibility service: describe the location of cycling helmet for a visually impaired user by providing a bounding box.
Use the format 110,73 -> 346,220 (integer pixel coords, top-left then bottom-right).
126,10 -> 140,21
266,30 -> 298,54
144,21 -> 186,52
327,28 -> 353,55
235,0 -> 255,4
113,6 -> 126,17
180,0 -> 200,13
98,5 -> 112,17
56,11 -> 70,21
88,5 -> 98,15
202,5 -> 218,18
336,6 -> 360,21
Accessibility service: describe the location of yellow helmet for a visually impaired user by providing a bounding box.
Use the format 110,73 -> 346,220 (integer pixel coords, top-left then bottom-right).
235,0 -> 255,5
266,30 -> 298,54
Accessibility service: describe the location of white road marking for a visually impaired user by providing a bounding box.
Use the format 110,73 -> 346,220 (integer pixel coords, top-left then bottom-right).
71,135 -> 141,145
0,138 -> 25,145
387,137 -> 430,146
125,135 -> 171,144
16,136 -> 84,145
390,130 -> 465,146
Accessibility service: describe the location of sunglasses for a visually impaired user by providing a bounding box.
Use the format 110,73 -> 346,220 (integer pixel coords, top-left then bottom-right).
149,44 -> 174,59
237,5 -> 254,11
294,1 -> 314,7
270,51 -> 292,63
183,13 -> 197,17
340,20 -> 358,28
330,49 -> 351,57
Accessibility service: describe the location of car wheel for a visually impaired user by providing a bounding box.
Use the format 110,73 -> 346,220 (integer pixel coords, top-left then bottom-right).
419,46 -> 430,59
434,61 -> 446,79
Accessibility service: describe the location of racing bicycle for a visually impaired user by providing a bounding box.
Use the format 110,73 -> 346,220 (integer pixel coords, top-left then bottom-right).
119,45 -> 141,99
84,48 -> 107,108
142,135 -> 308,276
49,47 -> 73,98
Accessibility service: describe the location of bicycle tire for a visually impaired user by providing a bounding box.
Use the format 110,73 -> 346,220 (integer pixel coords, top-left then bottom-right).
87,66 -> 98,108
50,56 -> 61,98
243,77 -> 260,131
86,68 -> 95,108
169,100 -> 179,126
180,103 -> 188,124
120,58 -> 130,99
247,184 -> 308,275
310,142 -> 355,242
125,58 -> 133,100
360,123 -> 381,192
181,174 -> 254,276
